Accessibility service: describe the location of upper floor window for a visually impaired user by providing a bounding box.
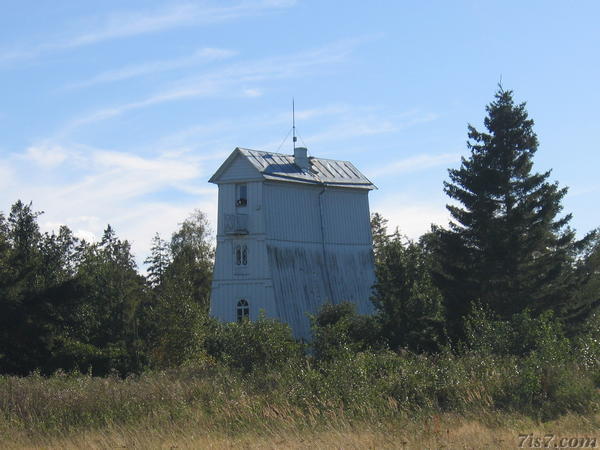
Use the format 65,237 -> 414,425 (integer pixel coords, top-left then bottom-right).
236,183 -> 247,207
235,244 -> 248,266
237,299 -> 249,322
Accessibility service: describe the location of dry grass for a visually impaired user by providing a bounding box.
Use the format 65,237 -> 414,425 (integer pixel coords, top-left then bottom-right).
1,355 -> 598,449
3,413 -> 599,449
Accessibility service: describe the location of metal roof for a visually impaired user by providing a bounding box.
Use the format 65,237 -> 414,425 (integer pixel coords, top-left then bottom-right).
210,147 -> 376,189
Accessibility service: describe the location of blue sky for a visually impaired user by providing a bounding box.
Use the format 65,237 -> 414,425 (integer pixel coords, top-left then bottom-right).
1,0 -> 599,266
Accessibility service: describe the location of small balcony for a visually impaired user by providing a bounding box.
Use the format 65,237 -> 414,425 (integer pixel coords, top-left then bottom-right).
224,213 -> 248,235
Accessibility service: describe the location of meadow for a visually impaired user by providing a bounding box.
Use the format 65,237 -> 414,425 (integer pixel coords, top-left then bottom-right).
2,345 -> 599,449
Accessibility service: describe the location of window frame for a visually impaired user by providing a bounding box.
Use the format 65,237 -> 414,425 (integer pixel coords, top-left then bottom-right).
235,183 -> 247,207
237,299 -> 249,322
234,243 -> 248,267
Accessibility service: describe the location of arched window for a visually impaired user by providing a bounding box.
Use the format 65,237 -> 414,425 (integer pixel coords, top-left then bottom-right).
242,245 -> 248,265
235,245 -> 242,265
235,244 -> 248,266
237,299 -> 249,322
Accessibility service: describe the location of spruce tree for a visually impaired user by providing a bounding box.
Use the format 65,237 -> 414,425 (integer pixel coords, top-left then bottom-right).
435,87 -> 592,337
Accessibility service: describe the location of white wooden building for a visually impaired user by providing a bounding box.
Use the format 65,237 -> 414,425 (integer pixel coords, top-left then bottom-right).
208,146 -> 376,340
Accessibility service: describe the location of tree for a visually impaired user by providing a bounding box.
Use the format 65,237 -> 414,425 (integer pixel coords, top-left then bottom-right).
144,233 -> 171,288
0,201 -> 86,374
568,230 -> 600,329
370,212 -> 391,264
144,210 -> 214,368
371,233 -> 446,353
64,225 -> 149,375
166,210 -> 214,312
434,87 -> 594,338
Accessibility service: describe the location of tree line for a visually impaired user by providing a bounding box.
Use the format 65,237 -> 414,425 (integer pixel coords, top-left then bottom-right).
0,86 -> 599,376
0,205 -> 213,375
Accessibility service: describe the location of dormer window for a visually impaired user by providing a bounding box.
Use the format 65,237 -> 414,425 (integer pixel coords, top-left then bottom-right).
236,184 -> 247,207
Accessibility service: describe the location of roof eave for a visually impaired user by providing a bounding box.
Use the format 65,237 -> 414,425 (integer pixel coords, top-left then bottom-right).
263,174 -> 376,189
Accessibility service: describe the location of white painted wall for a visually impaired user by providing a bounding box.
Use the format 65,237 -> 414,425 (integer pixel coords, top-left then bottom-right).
210,154 -> 376,340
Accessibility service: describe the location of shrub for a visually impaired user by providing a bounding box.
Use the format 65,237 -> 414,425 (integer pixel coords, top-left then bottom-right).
311,302 -> 384,361
204,314 -> 303,373
463,305 -> 571,362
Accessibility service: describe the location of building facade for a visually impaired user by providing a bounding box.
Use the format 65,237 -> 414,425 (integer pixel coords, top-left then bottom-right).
209,146 -> 376,340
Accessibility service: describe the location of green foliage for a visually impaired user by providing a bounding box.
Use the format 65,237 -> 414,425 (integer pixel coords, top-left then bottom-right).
71,225 -> 148,375
434,87 -> 594,338
142,210 -> 214,369
311,302 -> 384,360
370,223 -> 446,353
463,305 -> 570,361
573,311 -> 600,377
568,230 -> 600,327
204,314 -> 303,373
0,201 -> 149,376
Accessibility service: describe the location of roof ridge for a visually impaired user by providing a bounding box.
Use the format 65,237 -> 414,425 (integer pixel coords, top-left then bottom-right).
240,147 -> 353,165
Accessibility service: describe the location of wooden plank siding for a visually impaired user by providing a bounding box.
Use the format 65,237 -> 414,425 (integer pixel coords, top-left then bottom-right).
209,148 -> 376,340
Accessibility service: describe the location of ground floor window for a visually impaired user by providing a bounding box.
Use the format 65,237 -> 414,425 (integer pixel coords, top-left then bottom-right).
237,299 -> 249,322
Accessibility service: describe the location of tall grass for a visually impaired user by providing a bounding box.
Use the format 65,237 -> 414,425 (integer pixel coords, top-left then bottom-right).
1,349 -> 598,444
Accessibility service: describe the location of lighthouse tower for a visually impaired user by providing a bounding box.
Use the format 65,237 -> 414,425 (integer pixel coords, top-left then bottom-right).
208,146 -> 376,339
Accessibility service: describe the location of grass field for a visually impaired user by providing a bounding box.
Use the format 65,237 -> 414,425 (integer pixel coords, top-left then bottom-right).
4,412 -> 599,449
1,361 -> 598,449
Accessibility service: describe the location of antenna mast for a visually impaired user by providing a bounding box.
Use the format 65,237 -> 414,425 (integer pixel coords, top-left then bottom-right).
292,98 -> 297,151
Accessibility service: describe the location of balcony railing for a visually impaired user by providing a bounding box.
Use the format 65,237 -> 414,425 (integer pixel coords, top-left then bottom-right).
224,213 -> 248,235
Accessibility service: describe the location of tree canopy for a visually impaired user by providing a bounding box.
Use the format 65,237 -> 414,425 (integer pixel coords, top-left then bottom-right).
433,87 -> 595,337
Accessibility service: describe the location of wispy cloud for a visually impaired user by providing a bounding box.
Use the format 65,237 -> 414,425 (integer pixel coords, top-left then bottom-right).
368,152 -> 459,178
22,143 -> 71,168
65,47 -> 236,90
60,37 -> 371,134
290,110 -> 438,149
0,1 -> 295,66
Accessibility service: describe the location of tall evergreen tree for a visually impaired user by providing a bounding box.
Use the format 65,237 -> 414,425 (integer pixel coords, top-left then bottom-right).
434,87 -> 593,337
0,201 -> 84,374
144,233 -> 171,288
68,225 -> 148,374
370,212 -> 391,264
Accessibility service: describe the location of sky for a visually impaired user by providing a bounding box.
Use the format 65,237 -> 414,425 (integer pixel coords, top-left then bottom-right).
1,0 -> 599,267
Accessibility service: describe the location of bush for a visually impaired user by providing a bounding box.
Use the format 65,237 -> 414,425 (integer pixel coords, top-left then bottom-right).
311,302 -> 384,361
204,314 -> 303,373
574,311 -> 600,378
463,305 -> 571,361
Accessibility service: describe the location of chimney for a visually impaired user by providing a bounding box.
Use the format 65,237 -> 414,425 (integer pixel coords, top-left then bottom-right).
294,146 -> 309,170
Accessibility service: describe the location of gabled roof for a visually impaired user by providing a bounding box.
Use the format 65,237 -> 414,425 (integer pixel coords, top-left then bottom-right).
209,147 -> 376,189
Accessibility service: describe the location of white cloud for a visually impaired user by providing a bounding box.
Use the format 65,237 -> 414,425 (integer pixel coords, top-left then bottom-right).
368,152 -> 460,178
1,143 -> 215,266
0,1 -> 296,65
371,195 -> 450,240
74,229 -> 97,243
23,144 -> 70,168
